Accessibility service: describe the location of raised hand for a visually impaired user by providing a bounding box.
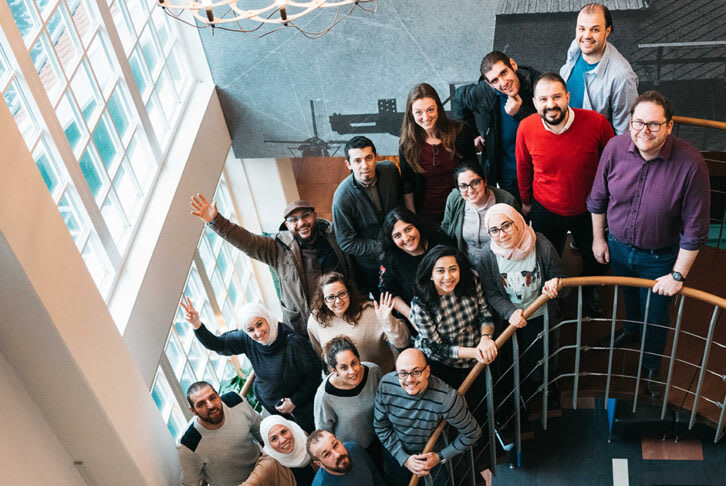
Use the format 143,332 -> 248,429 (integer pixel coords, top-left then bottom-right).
504,94 -> 523,116
190,193 -> 218,224
180,296 -> 202,330
373,291 -> 394,322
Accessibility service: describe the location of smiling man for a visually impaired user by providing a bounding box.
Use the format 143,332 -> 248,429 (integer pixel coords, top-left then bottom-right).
374,349 -> 482,485
306,430 -> 383,485
587,91 -> 710,398
177,382 -> 263,486
332,136 -> 402,296
190,194 -> 352,336
560,3 -> 638,134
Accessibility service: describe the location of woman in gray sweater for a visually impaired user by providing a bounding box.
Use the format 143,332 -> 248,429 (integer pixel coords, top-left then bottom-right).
313,336 -> 383,464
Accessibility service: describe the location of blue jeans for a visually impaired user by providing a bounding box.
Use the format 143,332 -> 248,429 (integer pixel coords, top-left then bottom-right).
607,233 -> 678,370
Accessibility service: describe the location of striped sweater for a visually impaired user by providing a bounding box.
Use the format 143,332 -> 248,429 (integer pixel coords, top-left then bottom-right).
373,373 -> 482,465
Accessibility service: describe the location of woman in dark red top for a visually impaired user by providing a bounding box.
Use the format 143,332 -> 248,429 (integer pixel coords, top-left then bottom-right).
399,83 -> 476,226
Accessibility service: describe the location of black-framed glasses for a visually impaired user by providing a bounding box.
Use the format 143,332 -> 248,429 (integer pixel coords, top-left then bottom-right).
488,220 -> 514,237
323,289 -> 349,304
458,177 -> 483,192
630,119 -> 669,132
286,210 -> 314,224
396,367 -> 426,379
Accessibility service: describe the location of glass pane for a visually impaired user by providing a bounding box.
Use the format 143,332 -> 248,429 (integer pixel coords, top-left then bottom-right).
222,300 -> 235,329
217,246 -> 231,282
244,280 -> 258,305
81,234 -> 112,289
0,51 -> 8,82
205,225 -> 220,253
166,48 -> 186,96
3,81 -> 38,148
101,191 -> 130,249
222,361 -> 236,382
33,140 -> 61,194
179,363 -> 195,396
108,85 -> 131,141
108,1 -> 134,53
125,0 -> 149,34
168,404 -> 187,440
165,333 -> 185,377
79,147 -> 104,197
203,362 -> 219,389
129,49 -> 150,97
174,321 -> 193,353
30,35 -> 64,103
145,93 -> 167,144
139,25 -> 161,79
56,93 -> 86,155
197,234 -> 215,278
71,61 -> 101,124
200,302 -> 217,334
67,0 -> 97,47
211,269 -> 226,307
151,7 -> 172,53
87,33 -> 115,96
48,5 -> 81,76
58,190 -> 85,244
228,276 -> 239,309
114,161 -> 141,221
156,68 -> 178,120
209,353 -> 226,378
36,0 -> 56,20
127,133 -> 154,189
93,114 -> 120,169
151,368 -> 173,418
188,339 -> 207,378
8,0 -> 40,43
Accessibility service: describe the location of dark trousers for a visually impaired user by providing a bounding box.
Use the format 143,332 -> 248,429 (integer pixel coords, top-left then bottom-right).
530,199 -> 607,277
499,170 -> 521,204
607,233 -> 678,371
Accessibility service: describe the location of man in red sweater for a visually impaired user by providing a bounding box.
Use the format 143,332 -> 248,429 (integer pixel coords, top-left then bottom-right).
516,72 -> 614,313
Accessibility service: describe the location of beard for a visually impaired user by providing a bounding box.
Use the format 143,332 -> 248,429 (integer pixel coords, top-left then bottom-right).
200,407 -> 224,425
329,454 -> 352,474
541,107 -> 567,126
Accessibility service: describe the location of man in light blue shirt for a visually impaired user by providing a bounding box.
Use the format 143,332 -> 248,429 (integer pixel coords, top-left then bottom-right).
560,3 -> 638,134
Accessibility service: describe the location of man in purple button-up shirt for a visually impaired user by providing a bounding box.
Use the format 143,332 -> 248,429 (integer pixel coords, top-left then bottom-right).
587,91 -> 710,397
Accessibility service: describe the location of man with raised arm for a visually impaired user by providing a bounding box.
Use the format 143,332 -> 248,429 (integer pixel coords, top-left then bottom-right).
177,381 -> 263,486
332,136 -> 402,296
560,3 -> 638,134
453,50 -> 540,199
587,91 -> 710,398
190,195 -> 352,336
374,348 -> 482,485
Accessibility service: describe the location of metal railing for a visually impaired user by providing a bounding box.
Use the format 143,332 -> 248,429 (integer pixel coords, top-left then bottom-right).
410,276 -> 726,486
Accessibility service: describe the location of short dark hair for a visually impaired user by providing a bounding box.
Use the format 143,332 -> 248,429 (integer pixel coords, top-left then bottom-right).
480,51 -> 513,80
344,136 -> 377,161
186,381 -> 215,407
453,160 -> 486,185
413,245 -> 478,304
306,429 -> 330,460
533,72 -> 567,93
630,90 -> 673,122
581,3 -> 613,32
380,207 -> 435,258
322,335 -> 361,371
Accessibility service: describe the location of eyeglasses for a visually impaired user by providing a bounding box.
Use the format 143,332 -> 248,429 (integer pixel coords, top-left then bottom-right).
458,177 -> 483,192
488,220 -> 514,237
396,367 -> 426,379
323,289 -> 349,304
630,119 -> 669,132
286,210 -> 314,224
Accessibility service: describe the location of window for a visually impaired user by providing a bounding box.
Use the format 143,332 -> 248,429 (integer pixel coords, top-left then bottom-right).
152,174 -> 263,439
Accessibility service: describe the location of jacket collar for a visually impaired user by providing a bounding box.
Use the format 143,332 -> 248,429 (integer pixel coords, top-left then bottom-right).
566,39 -> 617,80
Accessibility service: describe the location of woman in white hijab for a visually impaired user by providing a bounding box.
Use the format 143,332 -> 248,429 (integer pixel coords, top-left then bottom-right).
260,415 -> 316,486
181,300 -> 321,432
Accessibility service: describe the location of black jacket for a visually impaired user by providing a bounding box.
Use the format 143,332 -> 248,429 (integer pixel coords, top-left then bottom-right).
452,66 -> 540,186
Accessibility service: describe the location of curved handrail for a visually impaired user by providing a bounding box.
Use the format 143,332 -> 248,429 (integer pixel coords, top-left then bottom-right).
409,276 -> 725,486
240,370 -> 255,398
672,115 -> 726,131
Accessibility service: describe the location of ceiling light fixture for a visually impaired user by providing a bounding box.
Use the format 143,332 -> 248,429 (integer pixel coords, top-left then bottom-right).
157,0 -> 378,39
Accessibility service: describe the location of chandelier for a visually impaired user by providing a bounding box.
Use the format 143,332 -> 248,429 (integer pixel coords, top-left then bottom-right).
158,0 -> 378,38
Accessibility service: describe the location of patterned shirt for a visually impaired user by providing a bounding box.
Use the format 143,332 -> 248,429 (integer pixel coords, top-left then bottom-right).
410,279 -> 494,368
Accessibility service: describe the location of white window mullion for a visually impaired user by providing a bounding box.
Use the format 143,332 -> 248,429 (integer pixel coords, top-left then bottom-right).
158,352 -> 193,422
192,250 -> 226,329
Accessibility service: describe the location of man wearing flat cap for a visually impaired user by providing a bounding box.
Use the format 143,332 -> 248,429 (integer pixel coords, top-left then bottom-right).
190,194 -> 353,336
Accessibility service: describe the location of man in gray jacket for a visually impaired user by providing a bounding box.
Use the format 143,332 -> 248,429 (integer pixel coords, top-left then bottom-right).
190,195 -> 353,336
332,136 -> 402,296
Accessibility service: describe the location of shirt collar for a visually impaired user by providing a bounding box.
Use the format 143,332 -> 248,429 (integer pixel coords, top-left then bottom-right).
541,106 -> 575,134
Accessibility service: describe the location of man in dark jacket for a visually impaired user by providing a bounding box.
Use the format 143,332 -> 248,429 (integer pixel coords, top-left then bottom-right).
190,194 -> 353,336
332,136 -> 402,296
452,51 -> 540,201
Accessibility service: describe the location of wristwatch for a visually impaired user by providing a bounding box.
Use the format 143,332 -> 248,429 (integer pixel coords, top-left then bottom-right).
437,452 -> 448,464
671,271 -> 685,282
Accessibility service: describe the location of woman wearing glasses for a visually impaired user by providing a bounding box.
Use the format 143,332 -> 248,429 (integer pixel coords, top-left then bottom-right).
307,272 -> 410,373
479,204 -> 563,402
441,160 -> 520,268
399,83 -> 476,226
313,336 -> 383,463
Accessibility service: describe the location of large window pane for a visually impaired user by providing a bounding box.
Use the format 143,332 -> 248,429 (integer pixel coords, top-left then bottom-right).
188,339 -> 207,378
48,5 -> 81,76
33,139 -> 61,194
8,0 -> 40,44
58,190 -> 86,244
81,233 -> 113,290
87,33 -> 115,96
108,1 -> 135,53
127,133 -> 154,189
30,35 -> 64,103
113,161 -> 141,220
56,92 -> 86,155
156,68 -> 178,121
151,7 -> 172,54
78,146 -> 104,197
125,0 -> 149,35
107,85 -> 131,141
145,92 -> 167,144
139,24 -> 161,80
151,368 -> 173,418
129,49 -> 150,97
101,191 -> 130,249
67,0 -> 98,47
71,61 -> 101,124
3,80 -> 38,148
165,333 -> 185,377
168,405 -> 187,440
93,114 -> 120,169
166,49 -> 186,96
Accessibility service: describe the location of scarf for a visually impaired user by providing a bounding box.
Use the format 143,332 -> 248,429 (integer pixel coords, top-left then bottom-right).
484,203 -> 536,261
260,415 -> 310,468
239,303 -> 279,346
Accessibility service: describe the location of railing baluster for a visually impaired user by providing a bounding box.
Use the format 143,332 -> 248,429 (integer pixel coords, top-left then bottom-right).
604,285 -> 619,406
716,393 -> 726,444
485,365 -> 496,476
661,295 -> 686,419
512,332 -> 522,466
468,447 -> 477,486
542,305 -> 550,430
573,286 -> 583,408
689,306 -> 720,429
633,290 -> 652,413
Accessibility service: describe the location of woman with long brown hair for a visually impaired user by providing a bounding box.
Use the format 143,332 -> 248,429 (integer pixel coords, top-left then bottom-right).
399,83 -> 477,226
307,272 -> 410,373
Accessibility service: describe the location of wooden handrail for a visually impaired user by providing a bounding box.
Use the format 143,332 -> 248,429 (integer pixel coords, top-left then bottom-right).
672,115 -> 726,131
409,276 -> 725,486
240,370 -> 255,398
